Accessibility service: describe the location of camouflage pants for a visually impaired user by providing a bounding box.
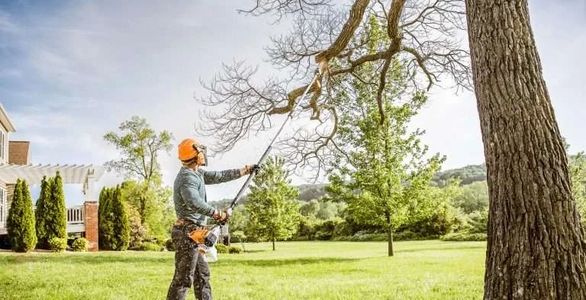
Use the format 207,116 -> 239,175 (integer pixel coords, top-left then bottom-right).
167,224 -> 212,300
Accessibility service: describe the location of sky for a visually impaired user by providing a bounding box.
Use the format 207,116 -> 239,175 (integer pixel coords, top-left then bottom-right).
0,0 -> 584,205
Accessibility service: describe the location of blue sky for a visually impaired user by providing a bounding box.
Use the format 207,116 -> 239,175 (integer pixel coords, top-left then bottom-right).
0,1 -> 585,204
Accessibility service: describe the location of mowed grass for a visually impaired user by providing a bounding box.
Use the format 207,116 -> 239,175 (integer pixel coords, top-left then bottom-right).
0,241 -> 485,300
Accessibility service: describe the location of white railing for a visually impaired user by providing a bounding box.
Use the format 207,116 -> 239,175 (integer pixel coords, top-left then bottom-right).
0,205 -> 86,235
67,205 -> 84,224
66,205 -> 85,233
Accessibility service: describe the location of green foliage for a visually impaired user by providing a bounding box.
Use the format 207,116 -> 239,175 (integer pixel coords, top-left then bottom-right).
104,116 -> 173,181
120,179 -> 173,241
98,188 -> 114,250
41,172 -> 67,243
451,181 -> 489,214
327,21 -> 443,255
136,242 -> 163,251
7,179 -> 37,252
216,243 -> 228,254
127,205 -> 148,249
34,176 -> 52,248
48,237 -> 67,252
398,183 -> 462,237
440,232 -> 487,241
570,152 -> 586,222
111,187 -> 130,250
72,238 -> 89,252
246,156 -> 300,250
99,186 -> 131,250
104,116 -> 174,243
228,246 -> 243,254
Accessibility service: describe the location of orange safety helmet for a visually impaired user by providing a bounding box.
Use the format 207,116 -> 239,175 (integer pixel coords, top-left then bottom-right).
178,138 -> 207,166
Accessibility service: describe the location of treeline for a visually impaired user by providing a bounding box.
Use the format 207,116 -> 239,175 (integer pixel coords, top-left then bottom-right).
6,173 -> 89,252
97,180 -> 174,251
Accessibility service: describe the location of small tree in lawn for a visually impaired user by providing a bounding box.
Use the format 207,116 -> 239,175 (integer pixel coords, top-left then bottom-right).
111,186 -> 130,251
35,176 -> 52,248
7,179 -> 37,252
327,20 -> 443,256
246,156 -> 300,251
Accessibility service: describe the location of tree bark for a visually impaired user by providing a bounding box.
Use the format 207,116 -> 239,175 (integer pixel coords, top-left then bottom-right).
272,235 -> 276,251
465,1 -> 586,299
385,211 -> 394,257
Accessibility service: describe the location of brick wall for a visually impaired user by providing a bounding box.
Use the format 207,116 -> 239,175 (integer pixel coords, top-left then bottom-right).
8,141 -> 30,165
84,201 -> 99,252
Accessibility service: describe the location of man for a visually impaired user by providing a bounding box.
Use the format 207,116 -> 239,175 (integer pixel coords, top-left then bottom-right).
167,138 -> 256,300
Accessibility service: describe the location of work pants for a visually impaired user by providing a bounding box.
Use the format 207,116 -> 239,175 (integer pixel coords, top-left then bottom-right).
167,224 -> 212,300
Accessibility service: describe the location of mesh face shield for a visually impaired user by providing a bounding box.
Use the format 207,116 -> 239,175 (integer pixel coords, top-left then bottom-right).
193,144 -> 208,166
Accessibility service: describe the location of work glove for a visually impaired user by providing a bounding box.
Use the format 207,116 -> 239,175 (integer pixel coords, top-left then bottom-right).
242,164 -> 260,175
212,208 -> 232,223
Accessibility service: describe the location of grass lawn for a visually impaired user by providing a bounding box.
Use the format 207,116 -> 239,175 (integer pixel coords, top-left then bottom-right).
0,240 -> 485,300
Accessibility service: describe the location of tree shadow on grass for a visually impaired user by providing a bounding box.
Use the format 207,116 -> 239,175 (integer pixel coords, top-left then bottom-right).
398,245 -> 484,254
0,252 -> 173,265
217,257 -> 359,267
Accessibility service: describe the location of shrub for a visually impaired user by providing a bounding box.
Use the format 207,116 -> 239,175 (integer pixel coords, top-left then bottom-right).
216,243 -> 228,254
7,179 -> 37,252
440,232 -> 487,241
35,176 -> 52,249
137,242 -> 164,251
165,239 -> 175,251
110,187 -> 130,251
71,238 -> 89,252
49,237 -> 68,252
48,173 -> 67,242
228,246 -> 243,254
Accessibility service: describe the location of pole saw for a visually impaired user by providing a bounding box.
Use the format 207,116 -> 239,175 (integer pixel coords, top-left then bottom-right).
202,66 -> 323,259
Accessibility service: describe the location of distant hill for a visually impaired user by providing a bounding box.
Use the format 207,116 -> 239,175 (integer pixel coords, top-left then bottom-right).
297,184 -> 328,201
433,164 -> 487,186
210,183 -> 328,206
209,165 -> 486,206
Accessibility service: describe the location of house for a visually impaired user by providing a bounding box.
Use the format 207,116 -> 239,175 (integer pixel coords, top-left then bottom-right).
0,104 -> 104,251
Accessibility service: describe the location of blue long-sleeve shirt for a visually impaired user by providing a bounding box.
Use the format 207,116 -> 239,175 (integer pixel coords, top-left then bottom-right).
173,167 -> 242,225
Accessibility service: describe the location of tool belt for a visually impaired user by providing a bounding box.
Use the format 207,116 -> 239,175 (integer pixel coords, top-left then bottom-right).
174,219 -> 209,245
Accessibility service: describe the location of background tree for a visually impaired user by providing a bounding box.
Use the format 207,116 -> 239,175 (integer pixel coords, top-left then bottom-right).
465,0 -> 586,297
246,156 -> 300,250
98,187 -> 114,250
104,116 -> 174,242
451,181 -> 488,214
35,176 -> 52,248
104,116 -> 173,182
7,179 -> 37,252
45,172 -> 67,241
327,53 -> 442,256
119,179 -> 173,240
110,186 -> 130,251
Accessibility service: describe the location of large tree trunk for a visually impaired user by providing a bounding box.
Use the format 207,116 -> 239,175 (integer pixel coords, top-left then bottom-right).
465,1 -> 586,299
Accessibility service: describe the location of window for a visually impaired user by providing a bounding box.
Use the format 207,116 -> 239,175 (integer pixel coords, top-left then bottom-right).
0,130 -> 4,161
0,187 -> 5,227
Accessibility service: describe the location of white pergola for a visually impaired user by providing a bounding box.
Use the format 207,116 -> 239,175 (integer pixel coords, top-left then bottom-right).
0,163 -> 105,200
0,164 -> 105,235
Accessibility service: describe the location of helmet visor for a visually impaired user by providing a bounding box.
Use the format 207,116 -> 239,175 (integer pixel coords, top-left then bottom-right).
193,144 -> 208,166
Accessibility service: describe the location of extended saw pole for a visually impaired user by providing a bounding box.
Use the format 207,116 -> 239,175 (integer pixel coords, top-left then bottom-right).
228,69 -> 322,209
